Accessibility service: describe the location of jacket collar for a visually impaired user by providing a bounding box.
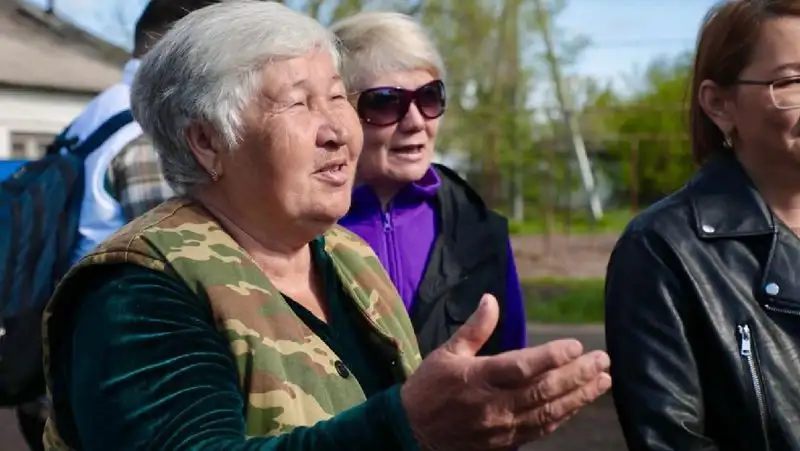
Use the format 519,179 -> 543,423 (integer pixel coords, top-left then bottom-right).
347,165 -> 441,216
689,153 -> 776,239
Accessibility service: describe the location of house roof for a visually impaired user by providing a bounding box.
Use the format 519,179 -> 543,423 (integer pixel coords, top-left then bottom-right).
0,0 -> 129,95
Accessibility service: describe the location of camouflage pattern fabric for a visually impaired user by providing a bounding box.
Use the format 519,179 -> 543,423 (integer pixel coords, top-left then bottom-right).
41,198 -> 422,450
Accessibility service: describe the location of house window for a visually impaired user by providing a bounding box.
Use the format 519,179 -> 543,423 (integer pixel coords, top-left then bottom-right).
11,140 -> 26,157
10,132 -> 56,159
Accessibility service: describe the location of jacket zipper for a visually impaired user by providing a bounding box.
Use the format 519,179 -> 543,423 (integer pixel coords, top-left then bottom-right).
382,211 -> 401,289
764,304 -> 800,316
737,324 -> 771,450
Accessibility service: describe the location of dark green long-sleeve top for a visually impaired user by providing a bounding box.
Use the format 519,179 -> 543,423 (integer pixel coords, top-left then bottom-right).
49,238 -> 419,450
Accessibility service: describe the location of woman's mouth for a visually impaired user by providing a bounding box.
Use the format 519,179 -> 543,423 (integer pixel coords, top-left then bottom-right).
313,160 -> 348,186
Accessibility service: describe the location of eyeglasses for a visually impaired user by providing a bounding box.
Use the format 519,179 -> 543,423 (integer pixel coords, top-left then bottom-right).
356,80 -> 446,126
737,76 -> 800,109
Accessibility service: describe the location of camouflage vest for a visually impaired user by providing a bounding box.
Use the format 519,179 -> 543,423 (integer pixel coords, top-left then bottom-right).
41,198 -> 422,450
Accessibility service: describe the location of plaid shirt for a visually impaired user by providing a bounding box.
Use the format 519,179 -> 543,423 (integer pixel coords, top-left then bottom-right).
106,135 -> 175,220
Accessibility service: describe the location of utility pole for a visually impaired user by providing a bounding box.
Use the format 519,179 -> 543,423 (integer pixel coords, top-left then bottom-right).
533,0 -> 603,220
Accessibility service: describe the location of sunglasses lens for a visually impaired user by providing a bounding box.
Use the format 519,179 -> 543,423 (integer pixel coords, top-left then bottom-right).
357,81 -> 446,126
416,82 -> 446,119
358,89 -> 403,126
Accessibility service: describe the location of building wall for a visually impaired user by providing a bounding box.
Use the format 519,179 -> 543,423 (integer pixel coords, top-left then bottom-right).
0,87 -> 93,159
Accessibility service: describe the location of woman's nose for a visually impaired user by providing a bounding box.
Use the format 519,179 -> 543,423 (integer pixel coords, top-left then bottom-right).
399,103 -> 427,132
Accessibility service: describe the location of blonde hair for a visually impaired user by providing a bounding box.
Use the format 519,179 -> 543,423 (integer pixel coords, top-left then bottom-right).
330,11 -> 445,91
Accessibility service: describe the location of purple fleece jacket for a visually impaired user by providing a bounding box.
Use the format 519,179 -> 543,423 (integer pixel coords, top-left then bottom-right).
339,167 -> 527,352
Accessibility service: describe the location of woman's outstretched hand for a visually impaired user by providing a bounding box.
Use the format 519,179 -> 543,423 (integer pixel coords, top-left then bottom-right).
401,294 -> 612,450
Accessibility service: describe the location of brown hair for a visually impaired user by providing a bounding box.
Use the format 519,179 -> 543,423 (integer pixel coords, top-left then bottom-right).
690,0 -> 800,164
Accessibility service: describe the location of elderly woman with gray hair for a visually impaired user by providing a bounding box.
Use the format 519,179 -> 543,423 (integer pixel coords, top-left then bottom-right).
41,2 -> 611,450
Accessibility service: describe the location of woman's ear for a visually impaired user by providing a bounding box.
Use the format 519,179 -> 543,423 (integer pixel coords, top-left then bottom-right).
185,122 -> 226,179
698,79 -> 736,137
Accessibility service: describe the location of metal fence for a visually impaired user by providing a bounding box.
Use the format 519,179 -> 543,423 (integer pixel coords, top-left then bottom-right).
451,105 -> 694,237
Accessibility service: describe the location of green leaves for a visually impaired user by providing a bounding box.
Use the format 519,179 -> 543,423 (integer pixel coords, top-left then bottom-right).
584,52 -> 695,205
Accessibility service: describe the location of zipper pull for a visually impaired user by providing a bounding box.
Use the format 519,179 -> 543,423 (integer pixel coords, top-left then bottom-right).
382,211 -> 392,232
739,324 -> 752,356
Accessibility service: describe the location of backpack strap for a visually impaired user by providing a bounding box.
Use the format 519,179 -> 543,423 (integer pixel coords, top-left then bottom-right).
45,110 -> 136,159
44,120 -> 78,156
70,110 -> 136,159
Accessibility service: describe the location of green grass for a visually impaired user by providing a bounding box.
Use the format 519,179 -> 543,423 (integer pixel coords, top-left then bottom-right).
521,278 -> 604,324
507,209 -> 634,235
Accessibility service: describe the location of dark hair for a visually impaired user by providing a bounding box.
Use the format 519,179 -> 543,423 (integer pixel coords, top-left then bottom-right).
133,0 -> 221,54
690,0 -> 800,164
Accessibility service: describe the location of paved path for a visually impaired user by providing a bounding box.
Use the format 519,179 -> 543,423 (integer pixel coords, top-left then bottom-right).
0,324 -> 624,451
526,323 -> 606,349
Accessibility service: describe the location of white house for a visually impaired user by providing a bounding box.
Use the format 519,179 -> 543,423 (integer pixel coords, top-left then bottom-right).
0,0 -> 127,159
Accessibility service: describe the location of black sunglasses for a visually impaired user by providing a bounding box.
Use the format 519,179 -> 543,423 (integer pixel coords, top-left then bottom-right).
356,80 -> 446,126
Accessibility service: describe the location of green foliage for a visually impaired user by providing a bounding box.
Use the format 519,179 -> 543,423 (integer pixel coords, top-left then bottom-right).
522,278 -> 604,323
587,52 -> 698,203
507,208 -> 633,235
414,0 -> 589,209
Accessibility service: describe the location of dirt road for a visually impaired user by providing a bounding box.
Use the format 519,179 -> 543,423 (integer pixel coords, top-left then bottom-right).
511,233 -> 618,279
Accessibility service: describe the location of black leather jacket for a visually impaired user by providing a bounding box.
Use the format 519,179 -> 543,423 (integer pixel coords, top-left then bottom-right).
606,154 -> 800,451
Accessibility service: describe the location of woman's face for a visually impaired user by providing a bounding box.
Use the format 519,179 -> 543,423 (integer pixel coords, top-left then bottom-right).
706,17 -> 800,169
355,70 -> 445,191
216,50 -> 363,230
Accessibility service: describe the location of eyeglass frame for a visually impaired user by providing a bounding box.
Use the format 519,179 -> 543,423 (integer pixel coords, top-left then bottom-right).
735,76 -> 800,110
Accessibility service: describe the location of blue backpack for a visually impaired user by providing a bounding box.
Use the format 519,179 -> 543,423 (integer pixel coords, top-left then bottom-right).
0,110 -> 134,405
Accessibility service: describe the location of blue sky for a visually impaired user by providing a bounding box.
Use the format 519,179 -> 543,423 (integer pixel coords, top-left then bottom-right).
24,0 -> 720,92
559,0 -> 718,87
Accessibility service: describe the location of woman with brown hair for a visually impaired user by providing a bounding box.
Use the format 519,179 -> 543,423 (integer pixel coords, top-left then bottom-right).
605,1 -> 800,450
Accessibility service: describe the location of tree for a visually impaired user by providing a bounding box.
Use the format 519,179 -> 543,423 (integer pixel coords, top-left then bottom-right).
585,52 -> 695,207
411,0 -> 588,212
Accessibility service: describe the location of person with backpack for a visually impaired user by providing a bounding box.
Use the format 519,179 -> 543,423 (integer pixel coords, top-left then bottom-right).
69,0 -> 225,263
0,1 -> 220,449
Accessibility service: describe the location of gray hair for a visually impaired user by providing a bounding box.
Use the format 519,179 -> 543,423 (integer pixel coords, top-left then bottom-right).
130,0 -> 341,193
330,11 -> 445,92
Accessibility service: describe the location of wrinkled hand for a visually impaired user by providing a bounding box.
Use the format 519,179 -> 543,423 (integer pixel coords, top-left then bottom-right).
400,294 -> 611,451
